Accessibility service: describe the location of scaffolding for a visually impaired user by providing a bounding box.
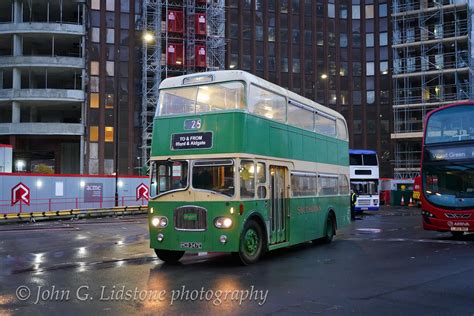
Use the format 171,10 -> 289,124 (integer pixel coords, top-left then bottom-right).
206,0 -> 225,71
141,0 -> 161,168
391,0 -> 473,178
141,0 -> 226,169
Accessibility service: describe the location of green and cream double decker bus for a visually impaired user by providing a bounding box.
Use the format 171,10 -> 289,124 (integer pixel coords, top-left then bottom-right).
148,70 -> 350,264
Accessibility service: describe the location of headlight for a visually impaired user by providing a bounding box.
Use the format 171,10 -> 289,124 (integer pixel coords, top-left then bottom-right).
214,217 -> 233,229
422,211 -> 435,218
151,216 -> 168,228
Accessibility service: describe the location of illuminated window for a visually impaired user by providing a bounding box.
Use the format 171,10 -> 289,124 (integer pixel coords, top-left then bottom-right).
106,0 -> 115,11
352,5 -> 360,19
91,61 -> 99,75
90,93 -> 99,108
366,33 -> 374,47
105,94 -> 114,109
90,76 -> 99,92
91,0 -> 100,10
380,32 -> 388,46
105,127 -> 114,142
106,61 -> 114,76
90,126 -> 99,142
367,91 -> 375,104
365,5 -> 374,19
106,29 -> 114,44
328,4 -> 335,18
379,4 -> 388,17
366,62 -> 375,76
92,28 -> 100,43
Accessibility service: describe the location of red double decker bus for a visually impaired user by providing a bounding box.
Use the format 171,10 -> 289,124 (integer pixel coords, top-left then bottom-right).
421,102 -> 474,237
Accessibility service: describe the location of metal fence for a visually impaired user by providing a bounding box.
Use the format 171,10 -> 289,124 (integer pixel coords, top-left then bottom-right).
0,195 -> 148,214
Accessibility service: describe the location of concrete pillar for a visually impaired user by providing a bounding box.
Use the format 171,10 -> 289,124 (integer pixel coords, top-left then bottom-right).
13,0 -> 21,23
12,102 -> 20,123
30,106 -> 37,122
12,67 -> 21,123
80,135 -> 85,174
12,68 -> 20,89
13,34 -> 22,56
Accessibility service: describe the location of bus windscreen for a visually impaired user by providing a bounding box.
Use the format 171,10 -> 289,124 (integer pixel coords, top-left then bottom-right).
425,105 -> 474,144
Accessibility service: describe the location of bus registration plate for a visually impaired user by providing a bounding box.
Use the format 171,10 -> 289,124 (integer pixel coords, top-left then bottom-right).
451,227 -> 468,232
180,242 -> 202,249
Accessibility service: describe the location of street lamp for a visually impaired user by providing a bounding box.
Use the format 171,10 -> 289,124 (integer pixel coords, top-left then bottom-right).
137,156 -> 141,176
143,32 -> 154,43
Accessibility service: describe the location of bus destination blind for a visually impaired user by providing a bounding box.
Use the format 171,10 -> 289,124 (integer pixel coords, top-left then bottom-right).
426,145 -> 474,161
171,132 -> 213,150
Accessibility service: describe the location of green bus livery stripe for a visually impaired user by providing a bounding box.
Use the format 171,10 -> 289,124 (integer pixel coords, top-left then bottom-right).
152,112 -> 349,167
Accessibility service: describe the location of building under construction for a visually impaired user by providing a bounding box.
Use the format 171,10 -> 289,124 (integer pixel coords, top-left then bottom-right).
0,0 -> 86,173
392,0 -> 474,178
141,0 -> 225,166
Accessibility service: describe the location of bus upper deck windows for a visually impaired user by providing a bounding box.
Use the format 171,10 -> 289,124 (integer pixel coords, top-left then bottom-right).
157,81 -> 245,116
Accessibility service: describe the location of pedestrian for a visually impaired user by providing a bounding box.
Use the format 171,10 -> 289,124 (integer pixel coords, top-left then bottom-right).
351,189 -> 358,221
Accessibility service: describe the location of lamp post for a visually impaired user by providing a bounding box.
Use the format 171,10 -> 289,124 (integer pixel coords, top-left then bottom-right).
114,46 -> 120,207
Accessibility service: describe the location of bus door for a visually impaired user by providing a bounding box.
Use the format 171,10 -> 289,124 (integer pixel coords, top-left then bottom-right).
269,165 -> 289,244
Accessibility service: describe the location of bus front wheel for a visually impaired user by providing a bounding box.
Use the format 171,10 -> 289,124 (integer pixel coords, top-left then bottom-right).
236,220 -> 264,265
154,249 -> 185,264
322,214 -> 336,244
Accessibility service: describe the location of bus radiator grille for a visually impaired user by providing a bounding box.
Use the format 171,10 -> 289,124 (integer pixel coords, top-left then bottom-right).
174,206 -> 207,231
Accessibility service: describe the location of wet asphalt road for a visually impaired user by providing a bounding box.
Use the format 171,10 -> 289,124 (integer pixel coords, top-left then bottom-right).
1,208 -> 474,315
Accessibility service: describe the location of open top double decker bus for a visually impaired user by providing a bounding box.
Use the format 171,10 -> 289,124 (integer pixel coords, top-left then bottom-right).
349,149 -> 380,211
148,70 -> 350,264
421,102 -> 474,237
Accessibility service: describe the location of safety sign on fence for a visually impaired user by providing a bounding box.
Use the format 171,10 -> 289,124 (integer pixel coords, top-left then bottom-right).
136,183 -> 149,201
11,182 -> 30,206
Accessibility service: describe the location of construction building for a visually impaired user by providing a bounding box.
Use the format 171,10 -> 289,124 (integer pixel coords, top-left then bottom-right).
0,0 -> 144,175
226,1 -> 393,177
140,0 -> 225,166
0,0 -> 86,173
392,0 -> 473,178
0,0 -> 225,175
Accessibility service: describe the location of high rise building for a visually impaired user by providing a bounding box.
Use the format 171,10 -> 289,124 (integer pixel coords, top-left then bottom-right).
0,0 -> 86,173
226,0 -> 393,177
0,0 -> 143,175
392,0 -> 473,179
85,0 -> 143,175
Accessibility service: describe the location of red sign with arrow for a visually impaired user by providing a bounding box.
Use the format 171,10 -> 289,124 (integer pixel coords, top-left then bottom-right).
11,182 -> 30,206
136,183 -> 149,201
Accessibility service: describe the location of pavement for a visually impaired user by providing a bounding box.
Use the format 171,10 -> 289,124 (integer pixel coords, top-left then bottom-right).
1,207 -> 474,315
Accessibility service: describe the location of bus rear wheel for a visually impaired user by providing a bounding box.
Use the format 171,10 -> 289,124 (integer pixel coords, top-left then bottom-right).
236,220 -> 264,265
154,249 -> 185,264
322,214 -> 336,244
